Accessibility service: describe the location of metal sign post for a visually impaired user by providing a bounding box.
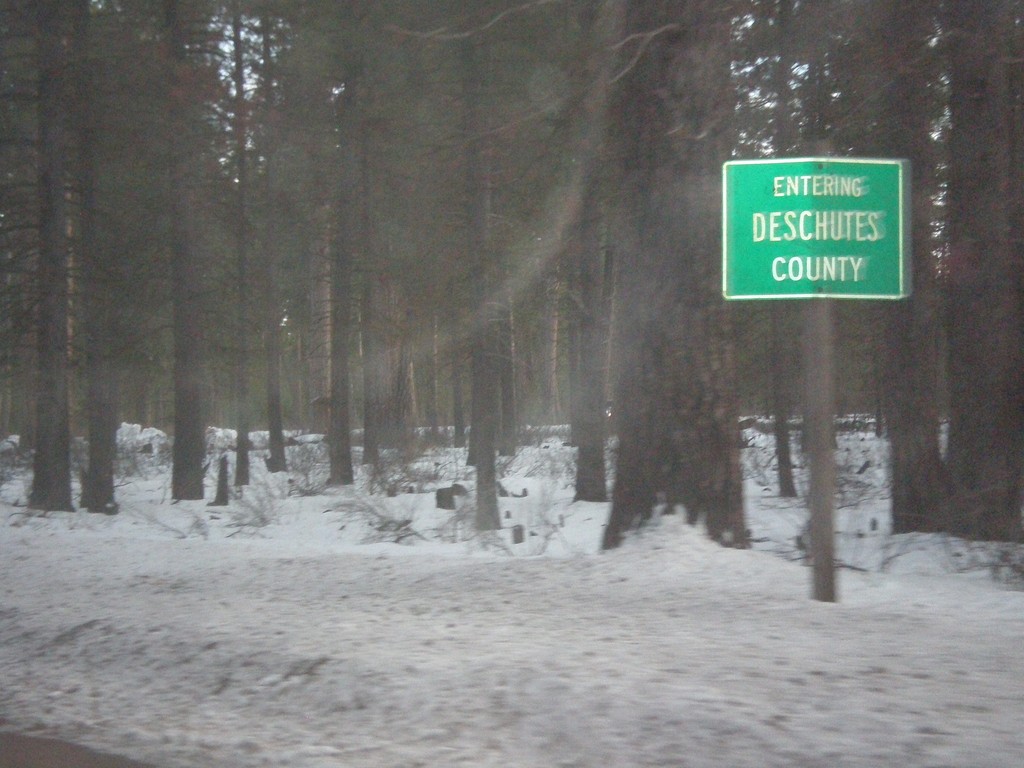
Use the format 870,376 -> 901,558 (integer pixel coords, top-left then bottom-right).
723,156 -> 910,602
804,297 -> 836,602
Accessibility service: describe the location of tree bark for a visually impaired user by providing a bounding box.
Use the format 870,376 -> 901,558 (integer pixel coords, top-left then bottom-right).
74,0 -> 119,513
426,314 -> 441,439
573,200 -> 613,502
328,231 -> 355,485
259,15 -> 286,474
497,302 -> 516,456
166,0 -> 206,501
230,4 -> 251,486
543,271 -> 562,423
29,0 -> 74,512
563,2 -> 625,499
944,0 -> 1024,541
767,0 -> 799,500
861,0 -> 947,533
604,2 -> 745,548
451,333 -> 466,448
360,275 -> 382,464
357,86 -> 382,464
770,308 -> 798,498
264,291 -> 287,472
460,37 -> 499,530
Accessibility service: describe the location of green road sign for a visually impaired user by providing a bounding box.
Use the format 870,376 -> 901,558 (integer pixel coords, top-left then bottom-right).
722,157 -> 910,300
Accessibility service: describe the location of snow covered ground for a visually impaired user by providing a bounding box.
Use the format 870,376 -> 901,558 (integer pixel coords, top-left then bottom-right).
1,426 -> 1022,767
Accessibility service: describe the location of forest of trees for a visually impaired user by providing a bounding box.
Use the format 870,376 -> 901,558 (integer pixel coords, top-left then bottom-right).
1,0 -> 1021,544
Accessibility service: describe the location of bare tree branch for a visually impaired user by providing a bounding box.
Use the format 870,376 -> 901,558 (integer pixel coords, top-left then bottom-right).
387,0 -> 562,41
610,23 -> 681,84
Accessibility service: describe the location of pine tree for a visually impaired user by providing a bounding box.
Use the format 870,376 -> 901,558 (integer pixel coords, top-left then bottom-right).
604,1 -> 746,549
29,0 -> 74,512
944,0 -> 1024,541
165,0 -> 207,501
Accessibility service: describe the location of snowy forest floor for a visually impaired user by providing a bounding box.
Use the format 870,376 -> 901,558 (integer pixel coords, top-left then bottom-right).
1,424 -> 1022,767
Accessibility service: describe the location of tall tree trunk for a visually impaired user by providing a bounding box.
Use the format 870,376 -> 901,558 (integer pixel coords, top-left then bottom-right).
573,202 -> 613,502
360,275 -> 380,464
327,66 -> 359,485
74,0 -> 118,513
407,352 -> 420,433
374,279 -> 413,450
259,15 -> 286,474
264,289 -> 287,471
460,37 -> 499,530
30,0 -> 74,512
231,4 -> 250,486
543,271 -> 562,423
566,2 -> 624,502
166,0 -> 206,501
604,309 -> 662,548
604,2 -> 745,548
944,0 -> 1024,541
357,88 -> 381,464
307,216 -> 332,432
497,302 -> 516,456
563,0 -> 623,498
426,314 -> 441,439
770,308 -> 798,498
328,228 -> 355,485
767,0 -> 798,500
451,334 -> 466,448
863,0 -> 947,533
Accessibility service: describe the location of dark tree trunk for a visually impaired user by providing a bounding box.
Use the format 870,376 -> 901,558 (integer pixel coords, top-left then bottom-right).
328,198 -> 355,485
327,77 -> 357,485
944,0 -> 1024,541
264,299 -> 287,472
231,4 -> 250,487
426,315 -> 441,440
360,275 -> 381,465
451,335 -> 466,448
858,0 -> 947,533
565,290 -> 580,447
543,272 -> 563,424
357,92 -> 381,465
562,3 -> 625,462
767,0 -> 799,501
497,302 -> 516,457
259,15 -> 286,474
603,313 -> 662,549
770,309 -> 798,498
460,37 -> 499,530
17,353 -> 36,453
29,0 -> 74,513
166,0 -> 206,501
604,2 -> 745,548
372,285 -> 414,451
74,0 -> 118,513
470,324 -> 501,531
574,200 -> 613,503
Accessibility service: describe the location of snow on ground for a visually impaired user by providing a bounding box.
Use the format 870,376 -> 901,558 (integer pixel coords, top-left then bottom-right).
1,425 -> 1022,767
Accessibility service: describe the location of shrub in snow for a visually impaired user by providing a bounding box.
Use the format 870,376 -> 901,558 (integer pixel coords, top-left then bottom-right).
286,441 -> 330,496
227,472 -> 286,536
365,448 -> 436,496
115,424 -> 171,478
355,499 -> 425,545
989,545 -> 1024,588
